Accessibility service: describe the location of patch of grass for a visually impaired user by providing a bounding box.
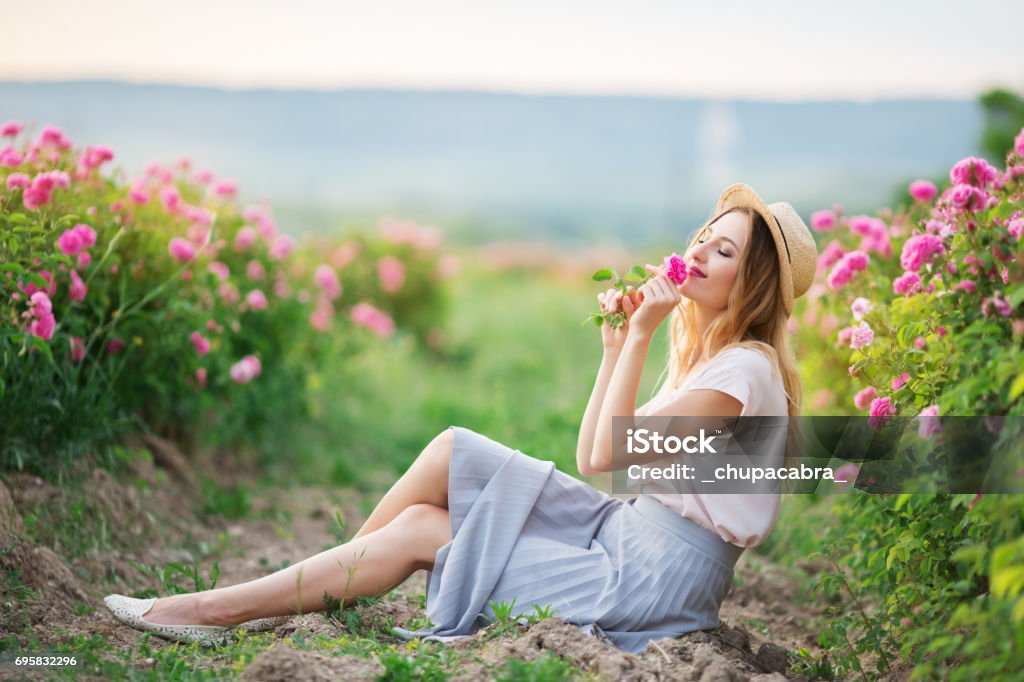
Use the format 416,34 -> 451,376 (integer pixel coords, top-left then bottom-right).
129,558 -> 221,596
376,642 -> 454,682
496,651 -> 579,682
200,477 -> 252,520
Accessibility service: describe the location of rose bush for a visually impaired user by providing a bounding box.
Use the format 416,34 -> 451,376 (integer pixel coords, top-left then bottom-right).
0,123 -> 445,472
782,128 -> 1024,679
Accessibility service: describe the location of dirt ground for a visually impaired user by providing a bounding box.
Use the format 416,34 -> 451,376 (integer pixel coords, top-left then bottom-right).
0,437 -> 890,681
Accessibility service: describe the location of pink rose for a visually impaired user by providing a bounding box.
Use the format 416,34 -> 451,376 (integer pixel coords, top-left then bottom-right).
314,264 -> 342,300
68,269 -> 87,303
810,210 -> 836,231
854,386 -> 877,410
230,355 -> 262,384
234,227 -> 257,252
917,405 -> 941,438
849,321 -> 874,350
377,256 -> 406,294
246,289 -> 268,311
891,373 -> 910,391
868,397 -> 897,430
350,302 -> 395,338
662,252 -> 688,285
190,331 -> 211,355
168,237 -> 196,263
899,234 -> 945,272
908,180 -> 937,202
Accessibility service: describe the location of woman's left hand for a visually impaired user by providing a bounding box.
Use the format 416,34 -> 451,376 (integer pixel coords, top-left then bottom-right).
628,264 -> 682,339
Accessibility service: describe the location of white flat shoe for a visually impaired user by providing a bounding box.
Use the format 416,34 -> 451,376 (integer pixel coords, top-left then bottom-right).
104,594 -> 291,646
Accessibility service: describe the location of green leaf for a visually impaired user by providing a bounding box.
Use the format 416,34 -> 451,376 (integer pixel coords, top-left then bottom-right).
28,334 -> 54,365
1010,372 -> 1024,402
0,262 -> 24,275
592,269 -> 613,281
1009,283 -> 1024,309
628,265 -> 646,280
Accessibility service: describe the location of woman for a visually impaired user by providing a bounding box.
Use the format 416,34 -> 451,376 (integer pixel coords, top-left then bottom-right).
105,183 -> 817,654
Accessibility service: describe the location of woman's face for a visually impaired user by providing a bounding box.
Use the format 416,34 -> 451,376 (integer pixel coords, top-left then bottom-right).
679,211 -> 749,311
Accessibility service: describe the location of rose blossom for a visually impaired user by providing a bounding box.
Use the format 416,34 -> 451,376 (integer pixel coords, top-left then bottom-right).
868,397 -> 897,430
908,179 -> 937,202
377,256 -> 405,294
810,210 -> 836,231
168,237 -> 196,262
314,264 -> 342,300
246,289 -> 268,310
917,405 -> 942,438
891,373 -> 910,391
68,269 -> 87,302
900,234 -> 945,272
849,321 -> 874,350
190,331 -> 211,355
662,252 -> 688,285
850,297 -> 873,321
350,302 -> 395,338
854,386 -> 877,410
229,355 -> 262,384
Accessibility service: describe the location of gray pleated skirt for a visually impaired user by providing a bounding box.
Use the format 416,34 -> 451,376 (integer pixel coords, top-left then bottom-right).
390,426 -> 745,654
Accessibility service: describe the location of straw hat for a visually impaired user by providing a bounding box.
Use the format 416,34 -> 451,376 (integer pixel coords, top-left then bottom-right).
714,183 -> 818,316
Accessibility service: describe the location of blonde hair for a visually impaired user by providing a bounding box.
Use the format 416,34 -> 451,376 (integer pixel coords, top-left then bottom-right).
656,206 -> 805,468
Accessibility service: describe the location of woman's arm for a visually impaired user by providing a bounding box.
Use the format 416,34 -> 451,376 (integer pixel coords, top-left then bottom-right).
576,348 -> 621,477
590,331 -> 652,472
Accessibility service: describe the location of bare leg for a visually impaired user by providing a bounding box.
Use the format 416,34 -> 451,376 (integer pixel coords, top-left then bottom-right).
351,427 -> 454,540
141,503 -> 452,626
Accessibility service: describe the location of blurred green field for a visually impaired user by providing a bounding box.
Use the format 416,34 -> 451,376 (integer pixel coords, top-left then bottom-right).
282,256 -> 671,487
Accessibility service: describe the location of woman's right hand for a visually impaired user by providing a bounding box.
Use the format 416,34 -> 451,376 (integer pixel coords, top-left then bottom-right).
598,287 -> 640,351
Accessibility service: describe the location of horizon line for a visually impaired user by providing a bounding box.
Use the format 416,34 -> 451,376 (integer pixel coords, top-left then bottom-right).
0,76 -> 986,105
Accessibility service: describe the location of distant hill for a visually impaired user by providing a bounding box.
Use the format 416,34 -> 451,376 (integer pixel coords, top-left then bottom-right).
0,81 -> 983,244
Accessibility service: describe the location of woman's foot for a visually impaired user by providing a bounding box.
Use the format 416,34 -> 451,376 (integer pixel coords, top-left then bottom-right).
105,594 -> 292,646
140,593 -> 222,626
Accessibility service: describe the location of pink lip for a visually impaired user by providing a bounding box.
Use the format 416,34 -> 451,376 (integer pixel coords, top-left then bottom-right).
688,265 -> 707,278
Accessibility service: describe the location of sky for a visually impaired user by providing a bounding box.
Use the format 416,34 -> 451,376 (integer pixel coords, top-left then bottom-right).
1,0 -> 1022,100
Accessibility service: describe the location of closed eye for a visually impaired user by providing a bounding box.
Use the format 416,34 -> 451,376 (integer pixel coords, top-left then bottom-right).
696,238 -> 732,257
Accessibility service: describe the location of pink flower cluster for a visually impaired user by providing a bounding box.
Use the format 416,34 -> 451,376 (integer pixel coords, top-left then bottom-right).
950,156 -> 999,188
892,271 -> 923,296
230,355 -> 262,384
10,169 -> 72,209
379,217 -> 443,251
817,240 -> 844,273
56,223 -> 97,261
351,302 -> 395,338
899,234 -> 945,272
848,215 -> 891,256
77,145 -> 114,174
826,250 -> 869,290
23,291 -> 56,341
191,331 -> 211,355
981,293 -> 1013,317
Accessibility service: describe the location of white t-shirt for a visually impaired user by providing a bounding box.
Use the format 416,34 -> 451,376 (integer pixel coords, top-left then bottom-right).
637,346 -> 788,548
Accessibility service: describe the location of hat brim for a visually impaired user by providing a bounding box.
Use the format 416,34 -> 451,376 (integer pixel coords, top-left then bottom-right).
713,183 -> 794,315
